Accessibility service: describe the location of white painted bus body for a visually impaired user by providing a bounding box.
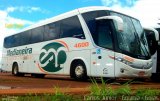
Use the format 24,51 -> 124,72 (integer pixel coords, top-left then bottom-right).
1,6 -> 152,79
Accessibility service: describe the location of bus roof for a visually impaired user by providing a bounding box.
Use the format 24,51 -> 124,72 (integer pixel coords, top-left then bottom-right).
6,6 -> 137,37
25,6 -> 111,31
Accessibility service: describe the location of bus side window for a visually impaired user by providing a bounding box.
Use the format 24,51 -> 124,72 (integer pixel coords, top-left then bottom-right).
14,34 -> 21,47
31,26 -> 44,43
4,37 -> 14,48
4,34 -> 21,48
95,20 -> 113,49
60,16 -> 85,39
44,22 -> 60,41
20,31 -> 31,45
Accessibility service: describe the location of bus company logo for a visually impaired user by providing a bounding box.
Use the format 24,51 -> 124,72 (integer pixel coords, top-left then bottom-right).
39,41 -> 68,72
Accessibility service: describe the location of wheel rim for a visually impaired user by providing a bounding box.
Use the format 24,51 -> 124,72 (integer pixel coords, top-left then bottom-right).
75,65 -> 84,77
14,66 -> 18,75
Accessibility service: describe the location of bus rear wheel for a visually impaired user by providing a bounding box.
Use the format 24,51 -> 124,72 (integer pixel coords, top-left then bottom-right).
12,63 -> 24,76
12,63 -> 19,76
71,61 -> 87,80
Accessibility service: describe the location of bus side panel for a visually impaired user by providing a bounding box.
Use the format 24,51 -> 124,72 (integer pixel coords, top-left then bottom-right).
1,56 -> 11,72
26,42 -> 65,74
24,43 -> 47,74
1,49 -> 20,72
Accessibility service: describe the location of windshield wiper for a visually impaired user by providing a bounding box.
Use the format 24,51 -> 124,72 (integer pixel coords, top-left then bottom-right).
134,32 -> 149,58
140,32 -> 150,56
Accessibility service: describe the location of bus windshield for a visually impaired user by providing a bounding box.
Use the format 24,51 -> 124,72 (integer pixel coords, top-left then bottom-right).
110,12 -> 150,59
82,10 -> 150,59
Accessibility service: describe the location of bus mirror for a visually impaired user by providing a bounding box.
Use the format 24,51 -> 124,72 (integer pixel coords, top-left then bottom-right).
96,16 -> 124,32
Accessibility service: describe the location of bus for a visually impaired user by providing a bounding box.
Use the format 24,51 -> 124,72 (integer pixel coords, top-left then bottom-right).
154,26 -> 160,78
1,6 -> 152,80
144,27 -> 160,79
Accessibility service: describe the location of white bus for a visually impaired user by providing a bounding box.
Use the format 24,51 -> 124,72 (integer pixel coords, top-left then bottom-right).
144,27 -> 159,79
144,26 -> 160,80
1,6 -> 152,80
155,26 -> 160,77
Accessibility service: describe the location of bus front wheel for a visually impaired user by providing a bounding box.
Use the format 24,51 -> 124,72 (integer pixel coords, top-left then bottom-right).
71,61 -> 87,80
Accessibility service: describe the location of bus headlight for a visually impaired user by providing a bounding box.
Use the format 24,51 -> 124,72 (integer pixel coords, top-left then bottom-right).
115,57 -> 132,65
115,57 -> 152,69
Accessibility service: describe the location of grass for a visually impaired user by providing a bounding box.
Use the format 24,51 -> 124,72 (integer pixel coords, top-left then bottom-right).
25,94 -> 76,101
134,88 -> 160,101
0,78 -> 160,101
89,78 -> 117,96
1,87 -> 79,101
89,77 -> 132,96
86,78 -> 160,101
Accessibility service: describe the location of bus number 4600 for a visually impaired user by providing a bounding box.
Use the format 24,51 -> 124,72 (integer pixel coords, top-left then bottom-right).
74,42 -> 89,48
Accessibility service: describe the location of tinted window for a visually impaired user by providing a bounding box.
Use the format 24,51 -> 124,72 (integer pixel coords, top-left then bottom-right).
44,22 -> 60,41
82,11 -> 113,49
60,16 -> 85,39
4,29 -> 36,48
95,20 -> 113,49
4,36 -> 14,48
31,26 -> 44,43
13,34 -> 21,47
4,34 -> 21,48
82,11 -> 109,41
20,31 -> 31,45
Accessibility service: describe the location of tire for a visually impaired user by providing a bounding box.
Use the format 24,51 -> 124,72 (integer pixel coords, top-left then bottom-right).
12,63 -> 19,76
72,61 -> 87,80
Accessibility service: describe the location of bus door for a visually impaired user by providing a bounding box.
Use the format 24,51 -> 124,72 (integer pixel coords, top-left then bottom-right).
91,49 -> 115,77
90,19 -> 115,77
